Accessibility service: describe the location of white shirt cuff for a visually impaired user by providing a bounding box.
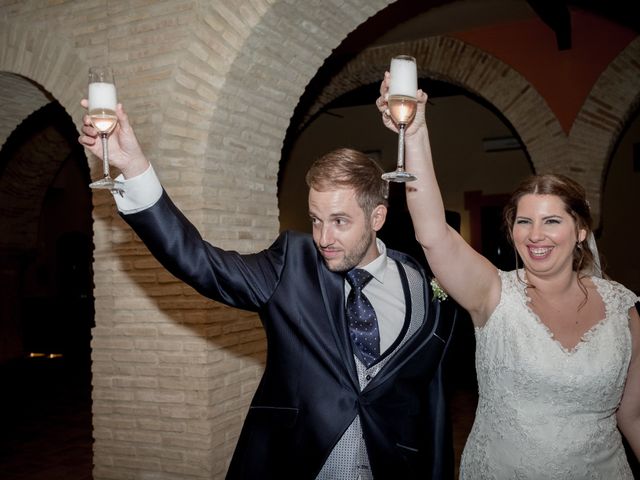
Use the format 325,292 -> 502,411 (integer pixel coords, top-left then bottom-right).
112,164 -> 163,214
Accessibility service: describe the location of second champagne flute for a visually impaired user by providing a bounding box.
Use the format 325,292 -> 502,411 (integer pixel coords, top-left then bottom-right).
382,55 -> 418,183
88,66 -> 124,194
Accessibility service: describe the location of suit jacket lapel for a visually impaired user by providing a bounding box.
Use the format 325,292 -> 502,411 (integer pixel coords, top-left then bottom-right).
364,253 -> 438,390
317,259 -> 360,390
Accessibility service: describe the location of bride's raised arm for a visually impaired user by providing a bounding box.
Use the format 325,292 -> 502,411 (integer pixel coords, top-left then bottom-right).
377,73 -> 500,326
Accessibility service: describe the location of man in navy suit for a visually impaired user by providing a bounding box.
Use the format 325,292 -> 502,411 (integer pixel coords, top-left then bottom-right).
80,97 -> 457,479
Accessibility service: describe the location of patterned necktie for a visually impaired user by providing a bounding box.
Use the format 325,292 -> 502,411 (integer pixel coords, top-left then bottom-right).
345,268 -> 380,368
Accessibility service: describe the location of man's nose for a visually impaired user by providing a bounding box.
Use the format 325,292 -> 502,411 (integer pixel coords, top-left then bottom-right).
319,225 -> 334,246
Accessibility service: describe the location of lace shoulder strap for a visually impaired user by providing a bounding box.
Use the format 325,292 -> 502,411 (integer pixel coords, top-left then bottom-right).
498,269 -> 526,296
594,277 -> 639,312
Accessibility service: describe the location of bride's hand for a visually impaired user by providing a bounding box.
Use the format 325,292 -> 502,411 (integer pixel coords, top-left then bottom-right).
376,71 -> 428,138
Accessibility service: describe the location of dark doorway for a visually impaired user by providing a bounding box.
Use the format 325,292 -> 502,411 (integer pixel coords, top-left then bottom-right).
480,204 -> 517,271
0,100 -> 94,480
465,191 -> 516,270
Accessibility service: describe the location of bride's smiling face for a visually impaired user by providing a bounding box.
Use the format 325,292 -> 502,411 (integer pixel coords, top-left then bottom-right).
512,194 -> 586,278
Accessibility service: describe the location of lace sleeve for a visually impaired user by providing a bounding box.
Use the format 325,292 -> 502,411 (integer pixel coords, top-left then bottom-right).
598,279 -> 639,330
607,280 -> 639,311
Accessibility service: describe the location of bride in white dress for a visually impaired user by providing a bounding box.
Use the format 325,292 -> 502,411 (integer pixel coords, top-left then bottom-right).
376,73 -> 640,478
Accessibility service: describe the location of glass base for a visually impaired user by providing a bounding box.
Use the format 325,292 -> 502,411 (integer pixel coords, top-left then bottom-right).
90,177 -> 124,195
381,170 -> 417,183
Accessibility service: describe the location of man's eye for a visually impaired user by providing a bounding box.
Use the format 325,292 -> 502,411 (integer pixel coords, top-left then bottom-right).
335,218 -> 347,226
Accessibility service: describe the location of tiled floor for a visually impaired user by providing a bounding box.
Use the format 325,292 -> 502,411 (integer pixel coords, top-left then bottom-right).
450,387 -> 478,478
0,357 -> 93,480
2,357 -> 634,480
5,350 -> 640,480
0,356 -> 478,480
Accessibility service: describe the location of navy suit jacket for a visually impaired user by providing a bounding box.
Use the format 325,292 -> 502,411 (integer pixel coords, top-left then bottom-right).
122,191 -> 457,479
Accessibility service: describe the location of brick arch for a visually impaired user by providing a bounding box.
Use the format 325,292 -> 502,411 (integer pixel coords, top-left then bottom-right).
569,36 -> 640,224
188,0 -> 394,248
0,20 -> 88,148
0,20 -> 99,243
0,72 -> 50,151
296,36 -> 640,226
302,36 -> 569,178
0,19 -> 93,253
140,0 -> 392,250
145,0 -> 274,223
0,103 -> 77,250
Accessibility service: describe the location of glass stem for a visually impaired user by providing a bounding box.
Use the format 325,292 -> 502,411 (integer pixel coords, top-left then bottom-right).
396,124 -> 406,171
100,133 -> 110,179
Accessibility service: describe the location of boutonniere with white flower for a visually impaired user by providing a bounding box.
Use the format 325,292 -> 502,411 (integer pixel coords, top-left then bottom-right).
430,278 -> 448,302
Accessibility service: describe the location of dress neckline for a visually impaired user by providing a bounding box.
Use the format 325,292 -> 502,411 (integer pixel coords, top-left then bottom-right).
517,271 -> 609,355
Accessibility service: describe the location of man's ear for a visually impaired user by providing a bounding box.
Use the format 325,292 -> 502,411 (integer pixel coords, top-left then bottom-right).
371,205 -> 387,232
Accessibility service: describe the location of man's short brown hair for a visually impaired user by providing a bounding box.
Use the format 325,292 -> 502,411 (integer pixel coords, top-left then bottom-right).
305,148 -> 388,217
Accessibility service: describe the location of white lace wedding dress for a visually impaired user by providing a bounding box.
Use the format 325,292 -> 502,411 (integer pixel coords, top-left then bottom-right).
460,270 -> 638,479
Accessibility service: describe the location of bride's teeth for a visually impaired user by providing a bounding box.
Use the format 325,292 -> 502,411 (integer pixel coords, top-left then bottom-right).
530,247 -> 550,255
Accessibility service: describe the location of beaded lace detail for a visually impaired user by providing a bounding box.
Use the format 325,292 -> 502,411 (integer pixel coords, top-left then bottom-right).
460,270 -> 638,479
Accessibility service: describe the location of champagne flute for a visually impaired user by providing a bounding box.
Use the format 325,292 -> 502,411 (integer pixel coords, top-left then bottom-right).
88,66 -> 124,194
382,55 -> 418,183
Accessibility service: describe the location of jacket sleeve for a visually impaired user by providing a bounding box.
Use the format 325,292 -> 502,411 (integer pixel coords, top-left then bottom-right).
425,294 -> 459,480
120,190 -> 286,311
425,363 -> 455,479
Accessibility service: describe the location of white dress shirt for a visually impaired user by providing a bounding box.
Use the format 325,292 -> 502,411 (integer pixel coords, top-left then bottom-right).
112,166 -> 162,214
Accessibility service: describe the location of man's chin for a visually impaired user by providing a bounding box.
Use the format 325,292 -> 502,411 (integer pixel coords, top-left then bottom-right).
323,257 -> 356,273
323,259 -> 345,273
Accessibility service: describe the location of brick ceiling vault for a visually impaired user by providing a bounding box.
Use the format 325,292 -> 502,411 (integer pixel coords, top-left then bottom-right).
1,10 -> 639,232
189,0 -> 395,248
302,36 -> 640,227
0,19 -> 90,249
0,19 -> 87,146
569,36 -> 640,221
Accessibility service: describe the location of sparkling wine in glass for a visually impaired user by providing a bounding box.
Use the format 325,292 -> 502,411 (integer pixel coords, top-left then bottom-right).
88,66 -> 124,194
382,55 -> 418,183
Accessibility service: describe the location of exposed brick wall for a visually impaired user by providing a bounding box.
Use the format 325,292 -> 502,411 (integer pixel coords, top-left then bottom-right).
569,36 -> 640,219
0,125 -> 68,246
0,73 -> 50,151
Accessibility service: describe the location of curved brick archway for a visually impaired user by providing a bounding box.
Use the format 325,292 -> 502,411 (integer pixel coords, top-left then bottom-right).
570,36 -> 640,222
0,20 -> 88,146
0,103 -> 79,250
301,37 -> 568,181
0,72 -> 51,152
297,35 -> 640,226
186,0 -> 394,248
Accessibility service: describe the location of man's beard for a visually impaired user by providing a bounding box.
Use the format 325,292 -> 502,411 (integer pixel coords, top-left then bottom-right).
325,228 -> 374,273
